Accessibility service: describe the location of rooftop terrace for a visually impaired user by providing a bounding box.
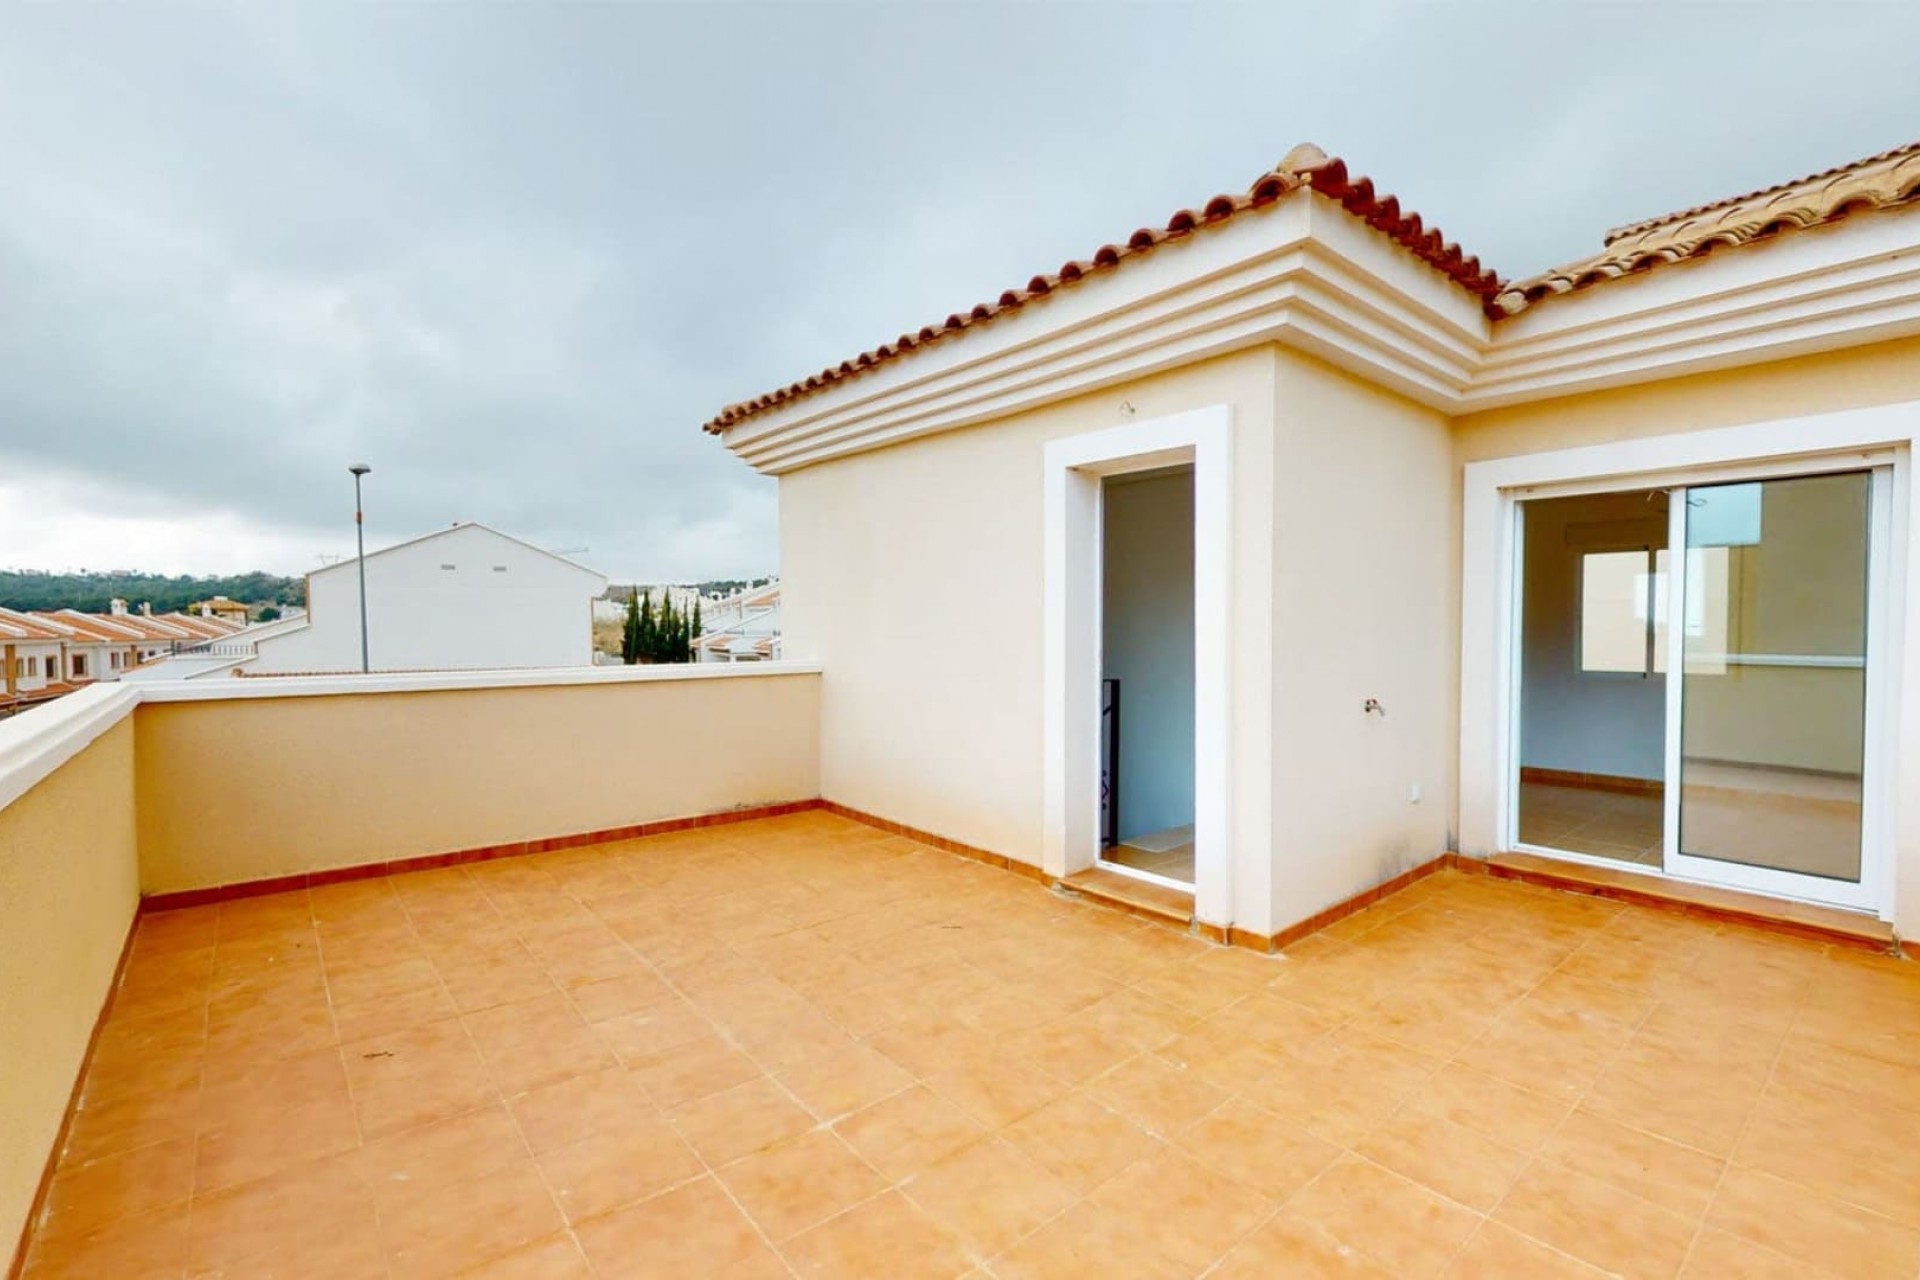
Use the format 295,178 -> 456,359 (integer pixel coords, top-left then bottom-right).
18,805 -> 1920,1279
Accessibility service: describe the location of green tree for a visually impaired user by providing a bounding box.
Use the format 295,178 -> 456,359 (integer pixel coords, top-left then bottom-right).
690,597 -> 703,660
637,590 -> 656,662
621,590 -> 642,664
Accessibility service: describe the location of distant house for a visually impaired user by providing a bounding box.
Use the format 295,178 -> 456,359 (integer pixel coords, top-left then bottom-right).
233,522 -> 606,675
190,596 -> 251,625
0,603 -> 245,713
697,581 -> 782,663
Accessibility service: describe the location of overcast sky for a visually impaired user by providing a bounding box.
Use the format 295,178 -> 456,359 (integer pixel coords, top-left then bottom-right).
2,4 -> 1917,583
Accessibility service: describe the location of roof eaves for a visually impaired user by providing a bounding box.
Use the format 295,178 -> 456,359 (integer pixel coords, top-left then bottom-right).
1493,137 -> 1920,317
701,143 -> 1502,435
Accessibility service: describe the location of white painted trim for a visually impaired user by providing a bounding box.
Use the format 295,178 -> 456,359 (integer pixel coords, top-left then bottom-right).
1462,401 -> 1918,922
1043,406 -> 1235,926
720,200 -> 1920,476
0,683 -> 140,811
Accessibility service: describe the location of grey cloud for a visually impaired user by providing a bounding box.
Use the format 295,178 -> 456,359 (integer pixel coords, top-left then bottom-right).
2,3 -> 1917,580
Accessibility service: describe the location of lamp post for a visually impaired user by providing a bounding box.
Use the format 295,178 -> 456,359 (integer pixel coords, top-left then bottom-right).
349,464 -> 371,673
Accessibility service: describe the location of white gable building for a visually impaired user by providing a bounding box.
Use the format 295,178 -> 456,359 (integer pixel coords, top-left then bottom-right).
241,523 -> 606,675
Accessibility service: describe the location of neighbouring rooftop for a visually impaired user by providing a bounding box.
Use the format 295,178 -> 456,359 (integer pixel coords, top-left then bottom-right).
20,809 -> 1920,1279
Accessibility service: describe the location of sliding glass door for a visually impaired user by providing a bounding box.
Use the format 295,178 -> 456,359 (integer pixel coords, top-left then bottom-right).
1513,463 -> 1890,912
1662,469 -> 1887,908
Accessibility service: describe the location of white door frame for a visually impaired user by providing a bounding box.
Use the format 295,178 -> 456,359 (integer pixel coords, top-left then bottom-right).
1461,401 -> 1917,921
1043,405 -> 1234,926
1658,466 -> 1894,912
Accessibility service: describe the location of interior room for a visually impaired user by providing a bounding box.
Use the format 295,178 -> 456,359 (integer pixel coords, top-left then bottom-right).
1516,473 -> 1872,885
1516,486 -> 1671,864
1099,465 -> 1196,884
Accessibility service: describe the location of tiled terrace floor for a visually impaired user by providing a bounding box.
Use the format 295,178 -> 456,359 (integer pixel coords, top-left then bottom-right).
23,811 -> 1920,1279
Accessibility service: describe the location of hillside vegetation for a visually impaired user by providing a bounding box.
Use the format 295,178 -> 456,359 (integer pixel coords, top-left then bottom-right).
0,570 -> 305,615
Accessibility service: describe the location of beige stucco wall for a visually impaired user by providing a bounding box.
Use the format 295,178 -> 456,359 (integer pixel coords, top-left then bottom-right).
1270,351 -> 1457,924
780,348 -> 1280,925
1455,335 -> 1920,464
0,719 -> 139,1261
134,672 -> 822,894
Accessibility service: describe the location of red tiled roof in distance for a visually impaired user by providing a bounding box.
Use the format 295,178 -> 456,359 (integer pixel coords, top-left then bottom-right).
702,144 -> 1502,435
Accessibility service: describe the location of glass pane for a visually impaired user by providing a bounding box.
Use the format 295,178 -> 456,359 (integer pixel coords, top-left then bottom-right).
1516,490 -> 1667,865
1678,472 -> 1869,881
1581,550 -> 1652,674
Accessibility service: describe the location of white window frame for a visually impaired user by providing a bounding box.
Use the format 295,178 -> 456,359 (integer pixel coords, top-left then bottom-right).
1461,401 -> 1916,921
1043,406 -> 1234,926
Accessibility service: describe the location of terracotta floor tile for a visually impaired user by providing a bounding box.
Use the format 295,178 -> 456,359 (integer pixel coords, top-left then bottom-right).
671,1076 -> 818,1167
1536,1107 -> 1725,1220
1355,1103 -> 1531,1213
988,1200 -> 1187,1280
1679,1226 -> 1819,1279
1494,1157 -> 1698,1280
833,1084 -> 986,1183
1400,1062 -> 1571,1152
901,1137 -> 1075,1257
1439,1221 -> 1618,1278
625,1032 -> 761,1110
719,1129 -> 888,1241
35,820 -> 1920,1280
333,983 -> 462,1044
1001,1092 -> 1159,1196
574,1177 -> 777,1279
353,1104 -> 530,1206
1089,1144 -> 1273,1268
1004,1017 -> 1137,1085
1705,1165 -> 1920,1280
449,1234 -> 596,1278
40,1135 -> 197,1240
776,1042 -> 916,1122
564,969 -> 676,1022
185,1153 -> 378,1276
505,1065 -> 657,1155
378,1158 -> 567,1279
1082,1051 -> 1227,1138
1733,1074 -> 1920,1227
20,1201 -> 189,1280
463,992 -> 617,1094
1283,1155 -> 1480,1280
60,1080 -> 200,1166
921,1050 -> 1069,1129
343,1018 -> 498,1138
1207,1212 -> 1398,1279
193,1089 -> 362,1193
780,1188 -> 970,1278
535,1121 -> 704,1225
1176,1094 -> 1339,1201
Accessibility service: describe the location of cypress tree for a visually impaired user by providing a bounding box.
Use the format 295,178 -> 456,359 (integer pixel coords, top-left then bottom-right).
637,590 -> 656,663
621,590 -> 641,664
690,597 -> 703,662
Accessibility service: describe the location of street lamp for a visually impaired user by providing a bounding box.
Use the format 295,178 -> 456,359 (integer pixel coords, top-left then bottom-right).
349,464 -> 371,673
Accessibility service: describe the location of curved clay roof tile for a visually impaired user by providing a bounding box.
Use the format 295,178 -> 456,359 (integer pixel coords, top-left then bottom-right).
702,140 -> 1506,432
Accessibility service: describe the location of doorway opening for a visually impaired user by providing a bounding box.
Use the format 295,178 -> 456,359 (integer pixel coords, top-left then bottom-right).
1098,465 -> 1196,888
1516,486 -> 1670,864
1511,466 -> 1887,911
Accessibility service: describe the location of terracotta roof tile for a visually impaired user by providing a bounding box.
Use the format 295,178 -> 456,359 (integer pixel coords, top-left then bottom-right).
1493,138 -> 1920,316
702,143 -> 1502,434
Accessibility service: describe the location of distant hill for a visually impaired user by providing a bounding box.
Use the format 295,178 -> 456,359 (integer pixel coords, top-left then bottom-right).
0,570 -> 306,616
